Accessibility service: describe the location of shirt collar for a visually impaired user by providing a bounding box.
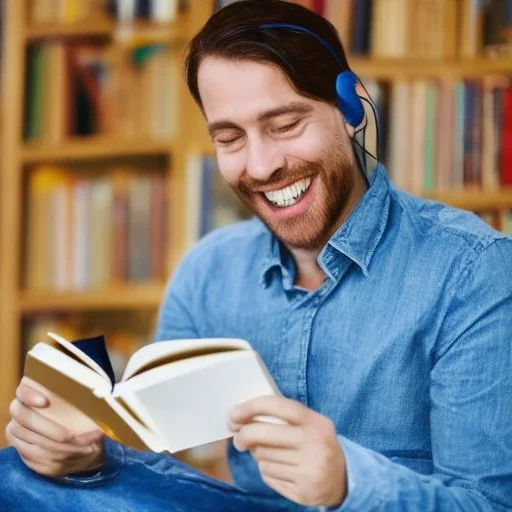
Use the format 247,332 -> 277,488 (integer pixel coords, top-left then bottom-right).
259,164 -> 391,286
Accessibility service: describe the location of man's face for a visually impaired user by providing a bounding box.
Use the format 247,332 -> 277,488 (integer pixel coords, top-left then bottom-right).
198,57 -> 358,250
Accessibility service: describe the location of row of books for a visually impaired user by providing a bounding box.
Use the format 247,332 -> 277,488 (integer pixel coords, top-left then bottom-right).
29,0 -> 180,24
185,154 -> 251,249
24,42 -> 179,142
218,0 -> 512,59
366,77 -> 512,194
24,166 -> 168,291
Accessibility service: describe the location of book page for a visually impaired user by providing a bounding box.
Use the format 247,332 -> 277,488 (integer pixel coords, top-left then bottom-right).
122,337 -> 250,381
115,351 -> 280,453
46,331 -> 111,383
30,343 -> 110,392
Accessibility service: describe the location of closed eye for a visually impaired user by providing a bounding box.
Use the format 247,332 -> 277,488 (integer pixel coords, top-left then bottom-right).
216,136 -> 241,145
273,120 -> 301,134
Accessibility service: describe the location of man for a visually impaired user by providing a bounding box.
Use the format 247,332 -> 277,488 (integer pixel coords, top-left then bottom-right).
2,1 -> 511,511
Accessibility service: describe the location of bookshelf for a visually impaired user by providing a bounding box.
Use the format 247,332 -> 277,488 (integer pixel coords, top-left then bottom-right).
0,0 -> 511,467
0,0 -> 208,446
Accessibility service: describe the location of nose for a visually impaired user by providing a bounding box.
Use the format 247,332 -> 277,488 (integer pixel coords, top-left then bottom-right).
245,135 -> 285,182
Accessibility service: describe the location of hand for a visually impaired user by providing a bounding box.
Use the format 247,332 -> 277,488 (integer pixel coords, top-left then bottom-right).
229,395 -> 347,508
6,381 -> 105,478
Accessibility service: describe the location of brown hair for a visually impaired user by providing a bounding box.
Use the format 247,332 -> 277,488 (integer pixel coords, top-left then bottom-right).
184,0 -> 351,110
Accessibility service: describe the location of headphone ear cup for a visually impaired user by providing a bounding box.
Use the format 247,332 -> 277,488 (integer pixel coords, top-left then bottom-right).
336,71 -> 364,127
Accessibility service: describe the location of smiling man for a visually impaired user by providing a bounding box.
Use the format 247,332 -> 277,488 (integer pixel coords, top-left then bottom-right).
3,1 -> 512,511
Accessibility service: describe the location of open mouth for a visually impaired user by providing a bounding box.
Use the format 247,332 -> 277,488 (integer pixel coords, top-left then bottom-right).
262,177 -> 312,208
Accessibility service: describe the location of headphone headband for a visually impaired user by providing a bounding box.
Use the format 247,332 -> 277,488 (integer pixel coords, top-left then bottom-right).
259,23 -> 345,69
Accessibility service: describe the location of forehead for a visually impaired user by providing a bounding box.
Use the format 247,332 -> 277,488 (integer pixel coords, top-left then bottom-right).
197,57 -> 311,122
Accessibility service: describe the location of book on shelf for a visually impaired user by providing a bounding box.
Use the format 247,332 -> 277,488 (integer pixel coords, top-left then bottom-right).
24,41 -> 178,142
280,0 -> 512,59
24,165 -> 168,291
23,332 -> 280,453
362,76 -> 512,195
28,0 -> 180,24
185,154 -> 252,248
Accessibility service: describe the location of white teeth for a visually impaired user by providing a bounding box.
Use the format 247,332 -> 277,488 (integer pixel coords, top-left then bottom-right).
264,177 -> 311,208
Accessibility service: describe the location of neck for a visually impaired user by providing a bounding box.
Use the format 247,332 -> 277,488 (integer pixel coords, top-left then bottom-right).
288,168 -> 367,291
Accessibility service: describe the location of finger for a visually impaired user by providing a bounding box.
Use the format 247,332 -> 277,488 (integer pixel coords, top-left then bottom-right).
251,446 -> 299,466
19,457 -> 57,477
233,423 -> 302,451
227,420 -> 242,433
14,441 -> 104,478
258,460 -> 297,483
7,420 -> 94,456
230,396 -> 311,426
7,431 -> 62,464
72,430 -> 104,446
260,474 -> 297,503
9,399 -> 75,443
17,380 -> 48,408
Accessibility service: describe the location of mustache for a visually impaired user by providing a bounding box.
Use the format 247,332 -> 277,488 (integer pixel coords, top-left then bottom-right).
237,161 -> 322,194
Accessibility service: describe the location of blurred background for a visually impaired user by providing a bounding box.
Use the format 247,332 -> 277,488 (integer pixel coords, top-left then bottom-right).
0,0 -> 511,481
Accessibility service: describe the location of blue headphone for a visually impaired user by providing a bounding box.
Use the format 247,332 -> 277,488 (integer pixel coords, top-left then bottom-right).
259,23 -> 365,127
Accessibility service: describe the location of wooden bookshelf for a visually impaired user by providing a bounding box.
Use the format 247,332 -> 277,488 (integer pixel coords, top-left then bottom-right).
424,189 -> 512,211
19,284 -> 166,312
22,137 -> 174,163
0,0 -> 204,446
25,20 -> 189,46
25,19 -> 114,39
351,57 -> 512,78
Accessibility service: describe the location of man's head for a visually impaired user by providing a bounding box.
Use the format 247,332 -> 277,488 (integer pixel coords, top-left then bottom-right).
185,0 -> 365,251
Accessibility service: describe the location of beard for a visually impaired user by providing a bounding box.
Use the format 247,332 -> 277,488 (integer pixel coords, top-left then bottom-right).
231,144 -> 357,251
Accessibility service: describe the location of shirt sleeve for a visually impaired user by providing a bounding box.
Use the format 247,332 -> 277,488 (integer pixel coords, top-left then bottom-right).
326,237 -> 512,511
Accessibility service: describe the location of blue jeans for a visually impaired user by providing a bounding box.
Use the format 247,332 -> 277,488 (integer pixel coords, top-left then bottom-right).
0,441 -> 311,512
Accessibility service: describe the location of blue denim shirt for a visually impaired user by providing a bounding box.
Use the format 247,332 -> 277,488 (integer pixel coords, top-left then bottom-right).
155,165 -> 512,511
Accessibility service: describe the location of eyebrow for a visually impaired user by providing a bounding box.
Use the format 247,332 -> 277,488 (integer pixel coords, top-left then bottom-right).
207,101 -> 314,137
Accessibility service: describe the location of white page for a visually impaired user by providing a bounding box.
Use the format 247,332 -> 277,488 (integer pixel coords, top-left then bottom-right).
121,338 -> 251,382
114,351 -> 245,396
47,332 -> 112,383
116,351 -> 280,453
30,343 -> 110,392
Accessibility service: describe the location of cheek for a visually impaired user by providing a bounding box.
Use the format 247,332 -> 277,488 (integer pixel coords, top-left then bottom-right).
216,151 -> 246,185
287,125 -> 338,163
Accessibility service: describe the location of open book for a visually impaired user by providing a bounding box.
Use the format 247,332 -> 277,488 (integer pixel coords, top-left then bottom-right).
23,333 -> 280,453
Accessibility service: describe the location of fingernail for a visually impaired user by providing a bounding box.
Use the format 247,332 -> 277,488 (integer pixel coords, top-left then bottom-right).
33,395 -> 46,407
88,445 -> 95,453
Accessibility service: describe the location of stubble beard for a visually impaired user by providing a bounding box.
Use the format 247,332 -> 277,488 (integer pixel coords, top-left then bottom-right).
233,145 -> 357,251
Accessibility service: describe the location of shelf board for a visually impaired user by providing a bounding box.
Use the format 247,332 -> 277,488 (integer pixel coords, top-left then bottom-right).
22,137 -> 173,163
25,19 -> 188,45
422,189 -> 512,211
25,18 -> 114,39
350,57 -> 512,78
19,283 -> 166,312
